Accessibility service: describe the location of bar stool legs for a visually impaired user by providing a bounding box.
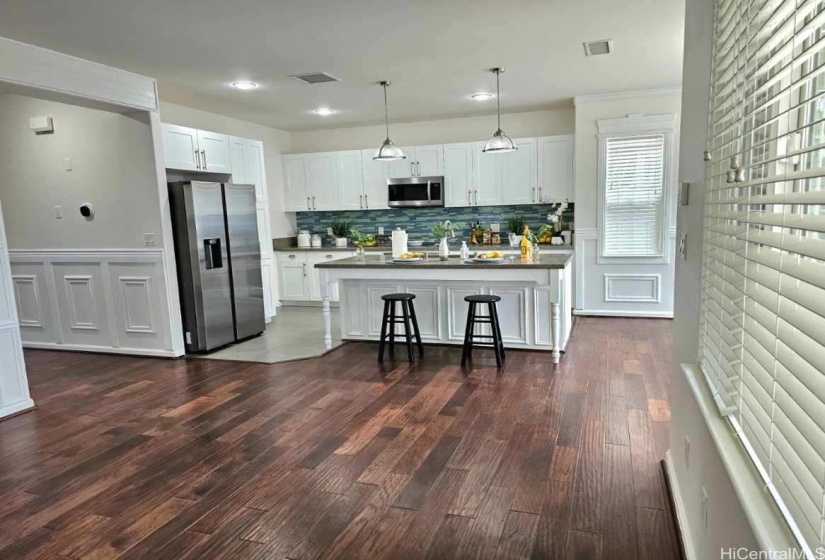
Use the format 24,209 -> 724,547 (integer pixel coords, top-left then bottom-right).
378,294 -> 422,363
461,295 -> 505,368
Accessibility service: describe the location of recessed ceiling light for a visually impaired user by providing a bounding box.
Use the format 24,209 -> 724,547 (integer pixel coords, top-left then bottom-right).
472,92 -> 495,101
314,108 -> 335,116
232,81 -> 258,90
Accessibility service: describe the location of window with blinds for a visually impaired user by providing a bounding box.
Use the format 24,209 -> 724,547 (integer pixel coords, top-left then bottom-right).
602,134 -> 666,257
699,0 -> 825,554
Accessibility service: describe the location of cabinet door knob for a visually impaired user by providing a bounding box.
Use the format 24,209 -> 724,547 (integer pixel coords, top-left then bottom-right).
326,254 -> 333,258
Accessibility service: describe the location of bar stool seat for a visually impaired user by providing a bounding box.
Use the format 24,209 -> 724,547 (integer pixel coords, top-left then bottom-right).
462,294 -> 505,368
378,293 -> 424,363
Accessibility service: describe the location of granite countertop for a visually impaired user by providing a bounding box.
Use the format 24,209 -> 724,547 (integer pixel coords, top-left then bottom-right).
274,243 -> 574,253
314,253 -> 573,270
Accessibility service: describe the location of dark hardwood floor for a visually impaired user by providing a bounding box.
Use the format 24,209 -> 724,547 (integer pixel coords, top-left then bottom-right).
0,317 -> 681,559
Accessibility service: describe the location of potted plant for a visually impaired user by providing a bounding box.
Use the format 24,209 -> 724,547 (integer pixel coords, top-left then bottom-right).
330,220 -> 351,248
506,216 -> 526,247
432,220 -> 464,260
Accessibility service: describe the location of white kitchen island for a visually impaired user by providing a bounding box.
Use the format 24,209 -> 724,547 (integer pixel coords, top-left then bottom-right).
316,252 -> 573,363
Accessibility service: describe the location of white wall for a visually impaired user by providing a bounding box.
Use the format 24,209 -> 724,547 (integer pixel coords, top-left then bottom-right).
666,0 -> 762,555
159,102 -> 295,238
573,90 -> 681,317
0,94 -> 163,249
289,108 -> 574,153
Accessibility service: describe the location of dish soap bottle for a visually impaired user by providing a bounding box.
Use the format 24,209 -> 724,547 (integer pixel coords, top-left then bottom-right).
520,226 -> 532,260
460,241 -> 470,261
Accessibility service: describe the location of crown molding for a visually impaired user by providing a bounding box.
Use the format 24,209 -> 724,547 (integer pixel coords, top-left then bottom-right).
574,87 -> 683,106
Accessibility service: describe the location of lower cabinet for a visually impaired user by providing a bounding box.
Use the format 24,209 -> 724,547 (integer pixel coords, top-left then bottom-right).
276,250 -> 355,303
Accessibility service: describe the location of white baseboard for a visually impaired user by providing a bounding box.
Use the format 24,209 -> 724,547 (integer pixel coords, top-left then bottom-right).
22,341 -> 180,358
0,398 -> 35,420
573,309 -> 673,318
279,301 -> 341,308
664,450 -> 696,560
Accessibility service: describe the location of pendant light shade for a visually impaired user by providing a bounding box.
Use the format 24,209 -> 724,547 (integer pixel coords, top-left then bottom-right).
483,68 -> 517,154
374,81 -> 406,161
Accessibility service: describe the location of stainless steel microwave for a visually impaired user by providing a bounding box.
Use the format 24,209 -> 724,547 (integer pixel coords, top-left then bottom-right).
387,176 -> 444,208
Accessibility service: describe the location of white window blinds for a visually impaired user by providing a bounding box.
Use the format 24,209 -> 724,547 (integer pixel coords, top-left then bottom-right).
603,134 -> 666,257
699,0 -> 825,554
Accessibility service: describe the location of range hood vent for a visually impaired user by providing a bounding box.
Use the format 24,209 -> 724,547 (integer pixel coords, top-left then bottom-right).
290,72 -> 340,85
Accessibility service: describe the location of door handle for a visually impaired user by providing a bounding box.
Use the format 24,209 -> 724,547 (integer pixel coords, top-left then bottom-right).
532,187 -> 536,203
195,149 -> 201,170
359,195 -> 363,209
365,194 -> 369,208
416,162 -> 421,176
474,189 -> 479,205
538,186 -> 542,202
302,263 -> 307,277
201,149 -> 207,170
307,197 -> 311,210
312,196 -> 317,210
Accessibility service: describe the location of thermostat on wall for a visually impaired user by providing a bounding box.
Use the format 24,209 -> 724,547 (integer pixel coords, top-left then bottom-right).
29,116 -> 54,133
80,203 -> 95,220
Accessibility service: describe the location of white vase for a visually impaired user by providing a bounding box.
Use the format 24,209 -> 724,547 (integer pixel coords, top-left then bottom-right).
438,236 -> 449,260
335,237 -> 348,248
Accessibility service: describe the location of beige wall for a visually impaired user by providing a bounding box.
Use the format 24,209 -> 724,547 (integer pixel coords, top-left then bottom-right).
289,108 -> 574,153
158,102 -> 296,237
0,94 -> 163,249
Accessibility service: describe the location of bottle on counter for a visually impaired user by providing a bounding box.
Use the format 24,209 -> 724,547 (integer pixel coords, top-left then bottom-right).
520,226 -> 532,260
483,226 -> 492,245
460,241 -> 470,261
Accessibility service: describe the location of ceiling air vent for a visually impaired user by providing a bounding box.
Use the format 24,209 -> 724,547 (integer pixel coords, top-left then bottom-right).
583,40 -> 613,56
290,72 -> 340,85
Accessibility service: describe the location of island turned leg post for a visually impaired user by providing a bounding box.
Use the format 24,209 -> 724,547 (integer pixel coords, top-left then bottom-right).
550,301 -> 561,364
320,270 -> 333,350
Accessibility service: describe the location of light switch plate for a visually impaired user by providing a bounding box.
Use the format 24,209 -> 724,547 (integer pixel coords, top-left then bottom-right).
491,223 -> 500,233
143,233 -> 156,247
326,227 -> 333,236
378,226 -> 385,235
65,157 -> 73,171
54,206 -> 62,219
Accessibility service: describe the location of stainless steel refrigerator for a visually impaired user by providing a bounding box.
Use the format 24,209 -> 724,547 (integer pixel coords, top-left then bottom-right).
168,181 -> 265,352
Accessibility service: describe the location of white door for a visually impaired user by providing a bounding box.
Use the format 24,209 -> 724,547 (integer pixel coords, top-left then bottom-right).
501,138 -> 537,205
243,140 -> 267,201
229,137 -> 247,183
0,201 -> 34,419
388,148 -> 415,179
279,259 -> 308,300
196,130 -> 232,173
361,149 -> 390,210
307,153 -> 340,211
443,143 -> 474,207
414,145 -> 444,177
472,142 -> 501,206
161,124 -> 200,171
337,151 -> 365,210
284,155 -> 311,212
537,135 -> 575,202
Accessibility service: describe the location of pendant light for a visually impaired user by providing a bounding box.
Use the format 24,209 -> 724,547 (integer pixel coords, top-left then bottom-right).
373,81 -> 406,161
482,68 -> 517,153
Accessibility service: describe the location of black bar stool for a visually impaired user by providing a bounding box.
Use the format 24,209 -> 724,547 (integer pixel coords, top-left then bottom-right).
378,293 -> 424,363
461,294 -> 505,368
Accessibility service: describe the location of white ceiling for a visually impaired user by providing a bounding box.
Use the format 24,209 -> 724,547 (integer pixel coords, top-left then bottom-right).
0,0 -> 685,131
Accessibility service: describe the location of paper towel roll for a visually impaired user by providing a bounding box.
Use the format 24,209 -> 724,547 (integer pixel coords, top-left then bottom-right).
392,227 -> 408,257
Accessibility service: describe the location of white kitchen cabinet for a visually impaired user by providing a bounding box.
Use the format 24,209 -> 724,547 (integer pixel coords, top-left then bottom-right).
501,138 -> 538,205
277,250 -> 354,303
388,145 -> 443,178
196,130 -> 231,173
414,145 -> 444,176
361,149 -> 390,209
443,143 -> 474,207
537,135 -> 575,202
307,153 -> 339,211
162,124 -> 231,174
472,142 -> 502,206
162,124 -> 200,171
284,155 -> 311,211
337,151 -> 366,210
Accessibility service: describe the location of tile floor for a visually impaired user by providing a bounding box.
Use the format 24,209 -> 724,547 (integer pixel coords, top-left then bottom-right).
193,306 -> 342,363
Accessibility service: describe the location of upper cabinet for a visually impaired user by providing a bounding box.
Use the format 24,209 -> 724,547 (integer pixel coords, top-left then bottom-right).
282,133 -> 574,211
229,136 -> 266,201
161,124 -> 230,173
537,135 -> 575,203
388,145 -> 444,179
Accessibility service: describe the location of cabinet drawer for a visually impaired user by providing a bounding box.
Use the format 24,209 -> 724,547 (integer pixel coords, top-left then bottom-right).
277,252 -> 307,263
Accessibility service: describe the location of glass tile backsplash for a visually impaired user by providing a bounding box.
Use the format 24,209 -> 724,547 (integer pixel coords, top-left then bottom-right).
295,204 -> 574,244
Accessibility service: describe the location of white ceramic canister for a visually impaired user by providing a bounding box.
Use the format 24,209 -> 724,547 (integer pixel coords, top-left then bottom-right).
297,229 -> 311,248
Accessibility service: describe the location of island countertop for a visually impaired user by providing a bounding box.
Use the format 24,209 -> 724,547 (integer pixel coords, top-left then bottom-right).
314,253 -> 573,270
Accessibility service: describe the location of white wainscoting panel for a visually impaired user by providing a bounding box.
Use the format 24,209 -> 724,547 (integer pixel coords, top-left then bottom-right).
9,250 -> 176,357
446,286 -> 484,342
604,273 -> 661,303
487,286 -> 530,345
365,284 -> 402,337
403,284 -> 441,341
